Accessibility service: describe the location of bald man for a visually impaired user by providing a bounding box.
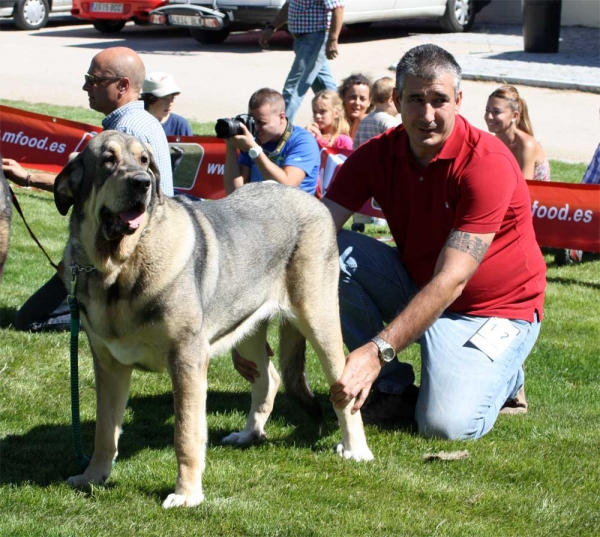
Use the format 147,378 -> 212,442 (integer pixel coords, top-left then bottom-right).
2,47 -> 173,196
2,47 -> 174,333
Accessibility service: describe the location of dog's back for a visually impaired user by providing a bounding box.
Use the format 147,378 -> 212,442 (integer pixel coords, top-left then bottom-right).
0,159 -> 12,281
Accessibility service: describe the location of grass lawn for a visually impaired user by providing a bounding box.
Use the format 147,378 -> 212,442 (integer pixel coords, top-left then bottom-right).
0,101 -> 599,537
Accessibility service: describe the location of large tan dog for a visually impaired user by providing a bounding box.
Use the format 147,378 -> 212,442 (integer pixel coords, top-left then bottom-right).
54,131 -> 373,508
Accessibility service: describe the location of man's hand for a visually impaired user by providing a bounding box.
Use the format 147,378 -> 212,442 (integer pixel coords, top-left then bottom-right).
227,123 -> 258,153
259,26 -> 275,49
329,343 -> 381,414
232,343 -> 274,383
2,158 -> 29,186
325,38 -> 339,60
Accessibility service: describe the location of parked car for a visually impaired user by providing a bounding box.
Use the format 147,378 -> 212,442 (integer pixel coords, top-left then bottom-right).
149,0 -> 492,45
70,0 -> 166,32
0,0 -> 71,30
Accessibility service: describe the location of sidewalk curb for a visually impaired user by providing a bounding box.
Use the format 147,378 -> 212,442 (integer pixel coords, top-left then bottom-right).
461,73 -> 600,94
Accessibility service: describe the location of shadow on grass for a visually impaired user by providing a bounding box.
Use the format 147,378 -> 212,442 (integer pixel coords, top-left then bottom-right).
547,276 -> 600,290
0,306 -> 17,328
0,389 -> 340,487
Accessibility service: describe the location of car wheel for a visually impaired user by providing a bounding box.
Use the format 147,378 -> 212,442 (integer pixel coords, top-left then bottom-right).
189,27 -> 230,44
440,0 -> 476,32
93,20 -> 127,33
13,0 -> 49,30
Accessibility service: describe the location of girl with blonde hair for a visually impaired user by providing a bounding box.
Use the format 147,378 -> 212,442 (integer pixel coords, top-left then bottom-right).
306,90 -> 353,150
484,85 -> 550,181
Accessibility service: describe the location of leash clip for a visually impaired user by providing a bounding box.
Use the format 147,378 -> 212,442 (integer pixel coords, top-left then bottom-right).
68,262 -> 96,300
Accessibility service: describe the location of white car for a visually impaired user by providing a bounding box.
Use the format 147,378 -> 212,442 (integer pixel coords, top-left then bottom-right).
0,0 -> 71,30
149,0 -> 492,44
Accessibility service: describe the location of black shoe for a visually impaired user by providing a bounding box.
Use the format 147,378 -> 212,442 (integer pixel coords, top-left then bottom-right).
359,385 -> 419,429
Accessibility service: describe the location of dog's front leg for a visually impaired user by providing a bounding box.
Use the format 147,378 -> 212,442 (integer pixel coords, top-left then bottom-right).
162,346 -> 209,509
222,323 -> 280,445
68,350 -> 132,489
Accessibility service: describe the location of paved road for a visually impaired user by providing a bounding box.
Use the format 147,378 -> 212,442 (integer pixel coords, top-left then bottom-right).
1,17 -> 598,163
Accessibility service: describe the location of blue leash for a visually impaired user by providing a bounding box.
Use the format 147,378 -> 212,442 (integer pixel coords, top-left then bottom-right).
68,264 -> 93,471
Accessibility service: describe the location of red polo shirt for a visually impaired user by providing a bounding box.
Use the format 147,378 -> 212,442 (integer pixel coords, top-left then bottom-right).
326,115 -> 546,321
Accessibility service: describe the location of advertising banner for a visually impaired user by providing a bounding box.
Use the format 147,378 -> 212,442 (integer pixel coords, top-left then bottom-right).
1,105 -> 598,252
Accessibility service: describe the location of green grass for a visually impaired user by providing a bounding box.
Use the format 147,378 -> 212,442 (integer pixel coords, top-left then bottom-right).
1,104 -> 599,537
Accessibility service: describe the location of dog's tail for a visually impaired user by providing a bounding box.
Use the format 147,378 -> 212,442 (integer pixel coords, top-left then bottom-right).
278,320 -> 324,434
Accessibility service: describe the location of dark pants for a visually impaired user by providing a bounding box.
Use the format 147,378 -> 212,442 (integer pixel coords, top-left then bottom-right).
14,272 -> 70,332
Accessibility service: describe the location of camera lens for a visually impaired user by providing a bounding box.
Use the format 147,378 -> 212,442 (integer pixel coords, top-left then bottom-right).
215,118 -> 239,139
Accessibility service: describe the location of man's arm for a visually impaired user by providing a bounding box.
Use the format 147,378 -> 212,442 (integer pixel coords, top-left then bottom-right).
326,6 -> 344,60
330,228 -> 495,413
259,1 -> 289,48
2,158 -> 56,193
322,197 -> 354,231
223,142 -> 248,194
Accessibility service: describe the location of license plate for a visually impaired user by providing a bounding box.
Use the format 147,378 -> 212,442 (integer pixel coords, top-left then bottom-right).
169,14 -> 203,27
91,3 -> 123,13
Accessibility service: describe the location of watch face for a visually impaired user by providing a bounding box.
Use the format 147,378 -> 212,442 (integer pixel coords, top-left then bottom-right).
381,347 -> 395,362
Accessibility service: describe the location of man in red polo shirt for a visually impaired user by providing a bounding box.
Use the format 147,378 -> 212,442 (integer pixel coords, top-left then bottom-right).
326,44 -> 546,439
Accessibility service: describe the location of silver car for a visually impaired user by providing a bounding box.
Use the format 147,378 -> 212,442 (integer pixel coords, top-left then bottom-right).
149,0 -> 492,45
0,0 -> 72,30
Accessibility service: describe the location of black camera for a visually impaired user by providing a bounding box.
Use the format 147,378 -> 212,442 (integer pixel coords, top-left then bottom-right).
215,114 -> 257,139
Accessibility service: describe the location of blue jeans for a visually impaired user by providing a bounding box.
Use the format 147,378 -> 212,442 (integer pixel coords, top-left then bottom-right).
282,31 -> 337,122
337,230 -> 542,440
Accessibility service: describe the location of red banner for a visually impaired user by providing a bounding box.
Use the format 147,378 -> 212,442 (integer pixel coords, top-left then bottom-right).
1,105 -> 598,252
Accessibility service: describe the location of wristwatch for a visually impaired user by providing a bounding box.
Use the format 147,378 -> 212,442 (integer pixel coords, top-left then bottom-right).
371,335 -> 395,363
248,146 -> 263,159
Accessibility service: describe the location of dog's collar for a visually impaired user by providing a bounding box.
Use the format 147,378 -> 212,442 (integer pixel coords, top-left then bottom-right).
70,262 -> 96,275
68,262 -> 97,300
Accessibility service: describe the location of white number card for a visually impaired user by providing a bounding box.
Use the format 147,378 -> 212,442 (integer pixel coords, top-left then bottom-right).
469,317 -> 521,361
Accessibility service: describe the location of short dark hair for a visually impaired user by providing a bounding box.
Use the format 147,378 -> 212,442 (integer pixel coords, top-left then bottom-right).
248,88 -> 285,113
140,93 -> 159,110
337,73 -> 372,99
396,44 -> 462,98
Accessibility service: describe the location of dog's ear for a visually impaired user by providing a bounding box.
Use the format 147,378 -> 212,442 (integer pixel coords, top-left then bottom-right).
54,152 -> 85,216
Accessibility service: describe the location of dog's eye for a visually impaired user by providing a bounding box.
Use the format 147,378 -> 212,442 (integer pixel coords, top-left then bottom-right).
140,154 -> 149,165
102,154 -> 116,166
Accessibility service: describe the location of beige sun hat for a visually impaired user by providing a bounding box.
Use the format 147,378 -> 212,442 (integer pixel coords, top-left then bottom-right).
142,72 -> 182,97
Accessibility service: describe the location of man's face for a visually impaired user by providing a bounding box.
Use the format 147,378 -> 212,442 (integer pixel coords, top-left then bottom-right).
249,103 -> 286,145
395,73 -> 462,164
82,59 -> 123,115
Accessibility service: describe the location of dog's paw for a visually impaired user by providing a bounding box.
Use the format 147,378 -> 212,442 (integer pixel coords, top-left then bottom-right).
221,429 -> 265,445
335,442 -> 375,462
67,474 -> 94,490
162,492 -> 205,509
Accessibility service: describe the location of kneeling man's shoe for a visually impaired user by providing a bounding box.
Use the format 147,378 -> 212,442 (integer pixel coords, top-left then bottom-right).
500,385 -> 528,415
360,385 -> 419,429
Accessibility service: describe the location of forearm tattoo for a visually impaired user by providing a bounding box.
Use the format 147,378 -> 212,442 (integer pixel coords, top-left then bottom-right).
445,229 -> 489,263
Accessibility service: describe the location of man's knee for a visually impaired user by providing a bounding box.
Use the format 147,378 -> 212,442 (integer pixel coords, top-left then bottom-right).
415,406 -> 482,441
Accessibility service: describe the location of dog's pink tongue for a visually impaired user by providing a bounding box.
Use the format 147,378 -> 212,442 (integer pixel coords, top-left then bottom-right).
119,210 -> 144,229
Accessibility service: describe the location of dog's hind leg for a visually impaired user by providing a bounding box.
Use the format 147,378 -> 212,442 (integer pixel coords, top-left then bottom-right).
278,319 -> 324,432
67,349 -> 133,489
289,270 -> 374,462
163,339 -> 210,508
222,321 -> 280,445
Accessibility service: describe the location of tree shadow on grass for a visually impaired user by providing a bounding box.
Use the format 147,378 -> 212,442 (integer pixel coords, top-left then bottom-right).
0,389 -> 341,487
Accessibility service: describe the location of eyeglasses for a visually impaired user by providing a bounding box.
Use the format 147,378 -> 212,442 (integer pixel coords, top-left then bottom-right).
84,73 -> 122,85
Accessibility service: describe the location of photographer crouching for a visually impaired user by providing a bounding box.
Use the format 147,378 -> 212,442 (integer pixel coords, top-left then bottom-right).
220,88 -> 320,195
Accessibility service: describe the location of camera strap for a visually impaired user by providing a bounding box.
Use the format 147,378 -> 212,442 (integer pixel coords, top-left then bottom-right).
265,119 -> 293,162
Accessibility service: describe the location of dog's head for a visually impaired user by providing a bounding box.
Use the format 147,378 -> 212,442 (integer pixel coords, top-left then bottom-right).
54,130 -> 164,243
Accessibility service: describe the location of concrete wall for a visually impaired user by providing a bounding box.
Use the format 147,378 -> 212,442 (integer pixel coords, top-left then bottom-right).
477,0 -> 600,28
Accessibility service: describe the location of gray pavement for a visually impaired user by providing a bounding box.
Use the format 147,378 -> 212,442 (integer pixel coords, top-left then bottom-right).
0,18 -> 599,162
427,24 -> 600,93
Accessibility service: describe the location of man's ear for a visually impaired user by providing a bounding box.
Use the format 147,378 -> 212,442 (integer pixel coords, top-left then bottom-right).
393,87 -> 402,115
54,152 -> 85,216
